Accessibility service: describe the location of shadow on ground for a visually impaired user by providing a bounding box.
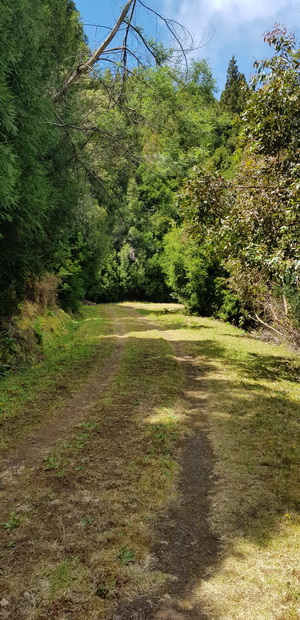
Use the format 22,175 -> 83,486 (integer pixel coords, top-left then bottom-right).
1,303 -> 298,620
112,305 -> 300,619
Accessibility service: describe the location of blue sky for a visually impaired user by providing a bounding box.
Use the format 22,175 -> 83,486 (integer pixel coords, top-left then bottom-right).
75,0 -> 300,92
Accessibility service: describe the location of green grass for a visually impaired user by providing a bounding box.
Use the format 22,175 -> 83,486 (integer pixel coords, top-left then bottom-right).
129,302 -> 300,620
0,305 -> 114,454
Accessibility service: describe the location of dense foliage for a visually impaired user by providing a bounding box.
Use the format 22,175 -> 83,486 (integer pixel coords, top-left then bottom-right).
0,1 -> 299,344
177,27 -> 300,339
0,1 -> 88,315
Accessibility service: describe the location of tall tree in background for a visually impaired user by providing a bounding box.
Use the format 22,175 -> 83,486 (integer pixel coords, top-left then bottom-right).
220,55 -> 248,115
208,55 -> 249,176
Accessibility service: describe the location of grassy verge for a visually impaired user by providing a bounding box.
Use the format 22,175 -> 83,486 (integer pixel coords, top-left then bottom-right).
128,302 -> 300,620
0,305 -> 114,455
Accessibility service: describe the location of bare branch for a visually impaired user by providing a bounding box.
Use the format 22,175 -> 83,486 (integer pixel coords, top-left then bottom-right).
102,46 -> 143,67
99,56 -> 146,77
122,0 -> 137,74
53,121 -> 141,164
253,314 -> 285,337
138,0 -> 213,57
137,0 -> 191,70
53,0 -> 135,103
55,113 -> 128,227
124,21 -> 161,63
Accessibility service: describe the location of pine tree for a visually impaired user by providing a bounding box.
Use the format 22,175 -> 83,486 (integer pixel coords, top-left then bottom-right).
220,55 -> 248,114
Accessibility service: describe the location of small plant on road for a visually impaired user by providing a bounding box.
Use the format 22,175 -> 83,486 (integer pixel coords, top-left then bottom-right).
118,547 -> 136,565
2,511 -> 20,531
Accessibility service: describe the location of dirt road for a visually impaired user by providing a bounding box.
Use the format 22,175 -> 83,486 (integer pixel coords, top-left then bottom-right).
1,302 -> 300,620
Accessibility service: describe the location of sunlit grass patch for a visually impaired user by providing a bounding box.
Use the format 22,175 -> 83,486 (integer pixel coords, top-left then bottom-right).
146,405 -> 183,425
120,301 -> 184,314
196,515 -> 300,620
137,302 -> 300,620
41,557 -> 90,599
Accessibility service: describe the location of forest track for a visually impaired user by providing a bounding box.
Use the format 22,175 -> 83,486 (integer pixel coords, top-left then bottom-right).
0,303 -> 219,620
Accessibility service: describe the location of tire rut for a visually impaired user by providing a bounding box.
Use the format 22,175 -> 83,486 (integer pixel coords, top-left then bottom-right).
114,313 -> 221,620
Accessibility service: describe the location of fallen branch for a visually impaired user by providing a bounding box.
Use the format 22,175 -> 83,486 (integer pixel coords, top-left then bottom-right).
252,314 -> 285,338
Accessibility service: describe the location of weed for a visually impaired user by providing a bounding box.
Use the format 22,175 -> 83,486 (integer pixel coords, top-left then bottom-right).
118,547 -> 136,565
45,558 -> 86,597
2,511 -> 20,531
6,540 -> 16,548
81,421 -> 100,431
96,581 -> 116,599
82,517 -> 94,526
44,454 -> 61,470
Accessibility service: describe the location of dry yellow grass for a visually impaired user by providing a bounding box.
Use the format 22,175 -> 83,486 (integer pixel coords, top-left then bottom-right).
132,302 -> 300,620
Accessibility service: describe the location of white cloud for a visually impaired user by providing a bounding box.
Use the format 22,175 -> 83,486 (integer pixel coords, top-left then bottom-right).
160,0 -> 300,89
163,0 -> 300,38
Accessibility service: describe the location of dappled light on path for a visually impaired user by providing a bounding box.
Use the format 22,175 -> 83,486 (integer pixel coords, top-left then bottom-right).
0,302 -> 299,619
115,302 -> 300,620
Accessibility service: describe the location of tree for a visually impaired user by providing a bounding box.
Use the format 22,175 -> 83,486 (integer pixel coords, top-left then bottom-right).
0,0 -> 197,318
164,28 -> 300,331
53,0 -> 193,103
221,28 -> 300,337
0,0 -> 86,316
220,55 -> 248,115
83,60 -> 219,303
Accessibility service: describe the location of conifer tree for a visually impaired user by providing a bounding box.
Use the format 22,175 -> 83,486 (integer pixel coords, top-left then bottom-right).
220,55 -> 248,114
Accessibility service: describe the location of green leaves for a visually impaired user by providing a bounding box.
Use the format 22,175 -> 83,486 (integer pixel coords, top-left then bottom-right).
118,547 -> 136,565
2,511 -> 20,531
0,0 -> 86,316
243,27 -> 300,156
178,167 -> 229,237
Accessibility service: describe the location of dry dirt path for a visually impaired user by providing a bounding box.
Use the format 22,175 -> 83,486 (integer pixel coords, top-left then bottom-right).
0,304 -> 220,620
0,305 -> 127,476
